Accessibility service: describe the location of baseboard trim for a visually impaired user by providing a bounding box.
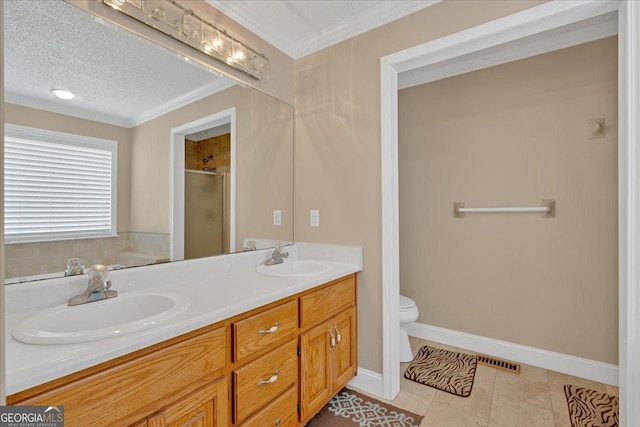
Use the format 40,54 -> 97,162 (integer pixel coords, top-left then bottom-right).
348,367 -> 384,397
407,322 -> 619,386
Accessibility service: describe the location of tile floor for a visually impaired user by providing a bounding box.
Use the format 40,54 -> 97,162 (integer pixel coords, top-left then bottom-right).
351,336 -> 618,427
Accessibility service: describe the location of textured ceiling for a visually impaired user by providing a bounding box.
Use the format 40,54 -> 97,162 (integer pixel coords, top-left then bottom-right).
208,0 -> 439,59
3,0 -> 235,128
4,0 -> 440,126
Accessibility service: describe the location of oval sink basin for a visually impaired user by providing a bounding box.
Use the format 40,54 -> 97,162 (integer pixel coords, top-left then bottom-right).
13,292 -> 191,345
256,260 -> 334,277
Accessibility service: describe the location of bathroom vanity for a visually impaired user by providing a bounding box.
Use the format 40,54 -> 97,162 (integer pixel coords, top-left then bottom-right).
4,245 -> 361,427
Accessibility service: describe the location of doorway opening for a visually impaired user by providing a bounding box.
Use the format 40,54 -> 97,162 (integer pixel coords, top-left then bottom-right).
184,123 -> 231,259
170,108 -> 236,261
380,2 -> 638,425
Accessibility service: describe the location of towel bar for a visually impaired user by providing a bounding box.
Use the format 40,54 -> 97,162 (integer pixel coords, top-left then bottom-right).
454,199 -> 555,218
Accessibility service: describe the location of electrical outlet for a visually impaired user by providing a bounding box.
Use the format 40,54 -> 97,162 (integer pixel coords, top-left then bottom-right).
273,210 -> 282,226
310,210 -> 320,227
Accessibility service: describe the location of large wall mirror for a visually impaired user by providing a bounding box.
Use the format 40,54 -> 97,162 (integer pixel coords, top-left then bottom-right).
3,0 -> 294,284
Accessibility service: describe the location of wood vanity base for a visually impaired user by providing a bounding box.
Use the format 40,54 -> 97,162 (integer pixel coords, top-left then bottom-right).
8,274 -> 358,427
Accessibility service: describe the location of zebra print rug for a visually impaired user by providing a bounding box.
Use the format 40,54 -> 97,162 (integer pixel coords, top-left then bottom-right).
404,346 -> 477,397
564,385 -> 619,427
306,389 -> 422,426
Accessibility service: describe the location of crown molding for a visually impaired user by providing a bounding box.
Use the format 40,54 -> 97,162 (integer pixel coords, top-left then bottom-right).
207,0 -> 297,58
4,93 -> 131,128
399,11 -> 618,89
294,1 -> 440,59
5,78 -> 236,129
208,0 -> 440,59
128,78 -> 236,127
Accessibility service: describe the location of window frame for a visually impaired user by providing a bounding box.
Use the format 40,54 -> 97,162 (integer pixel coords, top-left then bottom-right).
3,124 -> 118,244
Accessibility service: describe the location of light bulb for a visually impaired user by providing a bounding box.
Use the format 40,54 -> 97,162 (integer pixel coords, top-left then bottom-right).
51,89 -> 75,100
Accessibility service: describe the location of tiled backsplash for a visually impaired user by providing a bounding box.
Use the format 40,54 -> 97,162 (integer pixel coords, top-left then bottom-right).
5,232 -> 170,280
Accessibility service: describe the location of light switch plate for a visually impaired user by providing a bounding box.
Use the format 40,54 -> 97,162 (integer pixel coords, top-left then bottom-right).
273,210 -> 281,226
310,210 -> 320,227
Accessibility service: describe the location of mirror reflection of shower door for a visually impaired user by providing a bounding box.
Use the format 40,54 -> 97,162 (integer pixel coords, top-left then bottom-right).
184,170 -> 228,259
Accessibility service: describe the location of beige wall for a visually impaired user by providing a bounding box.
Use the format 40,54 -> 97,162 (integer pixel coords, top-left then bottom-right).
398,37 -> 618,364
295,0 -> 547,373
129,86 -> 294,251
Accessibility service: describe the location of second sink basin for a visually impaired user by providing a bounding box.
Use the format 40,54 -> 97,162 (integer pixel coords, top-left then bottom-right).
12,292 -> 191,345
256,260 -> 334,277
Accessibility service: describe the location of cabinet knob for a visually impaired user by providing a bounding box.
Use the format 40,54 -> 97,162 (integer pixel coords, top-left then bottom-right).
275,419 -> 281,426
259,322 -> 280,335
258,369 -> 280,386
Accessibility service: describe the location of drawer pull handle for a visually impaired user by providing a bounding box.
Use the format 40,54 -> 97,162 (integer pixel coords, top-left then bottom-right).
334,326 -> 342,344
329,330 -> 336,351
182,412 -> 206,427
259,369 -> 280,386
275,419 -> 282,426
259,322 -> 280,335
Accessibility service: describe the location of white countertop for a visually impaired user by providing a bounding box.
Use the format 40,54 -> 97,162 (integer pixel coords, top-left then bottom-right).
4,243 -> 362,395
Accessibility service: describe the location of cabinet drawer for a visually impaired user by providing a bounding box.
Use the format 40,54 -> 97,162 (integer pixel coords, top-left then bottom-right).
13,327 -> 226,427
233,340 -> 298,423
233,300 -> 298,362
300,275 -> 356,328
239,385 -> 298,427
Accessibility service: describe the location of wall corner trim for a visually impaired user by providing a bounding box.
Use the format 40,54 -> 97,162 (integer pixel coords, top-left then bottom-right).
407,322 -> 619,386
347,367 -> 384,398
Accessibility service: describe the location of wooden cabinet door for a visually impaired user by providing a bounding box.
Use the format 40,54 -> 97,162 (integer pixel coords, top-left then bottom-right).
148,378 -> 228,427
163,401 -> 212,427
300,321 -> 332,421
332,307 -> 357,391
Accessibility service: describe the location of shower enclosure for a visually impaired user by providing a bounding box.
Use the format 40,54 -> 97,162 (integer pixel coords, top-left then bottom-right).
184,169 -> 229,259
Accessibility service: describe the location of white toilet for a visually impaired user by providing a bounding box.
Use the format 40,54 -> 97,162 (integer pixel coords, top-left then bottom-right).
399,295 -> 419,362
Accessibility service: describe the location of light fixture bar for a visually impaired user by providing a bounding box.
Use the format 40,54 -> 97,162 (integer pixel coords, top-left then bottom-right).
103,0 -> 269,81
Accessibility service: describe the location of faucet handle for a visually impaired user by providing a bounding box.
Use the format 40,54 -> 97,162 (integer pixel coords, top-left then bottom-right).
65,258 -> 84,276
88,264 -> 108,282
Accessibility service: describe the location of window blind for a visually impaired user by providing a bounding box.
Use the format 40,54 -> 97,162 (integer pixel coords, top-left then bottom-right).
4,125 -> 117,243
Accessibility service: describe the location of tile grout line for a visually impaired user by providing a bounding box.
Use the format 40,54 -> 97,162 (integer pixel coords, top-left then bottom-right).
488,386 -> 497,426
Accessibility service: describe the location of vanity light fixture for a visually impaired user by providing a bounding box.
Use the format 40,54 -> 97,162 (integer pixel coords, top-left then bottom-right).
102,0 -> 269,81
51,89 -> 76,100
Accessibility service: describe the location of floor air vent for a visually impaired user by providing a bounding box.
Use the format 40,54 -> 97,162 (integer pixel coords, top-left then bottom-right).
476,354 -> 520,374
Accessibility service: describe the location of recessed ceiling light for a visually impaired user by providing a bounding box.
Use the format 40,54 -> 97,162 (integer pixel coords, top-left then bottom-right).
51,89 -> 75,100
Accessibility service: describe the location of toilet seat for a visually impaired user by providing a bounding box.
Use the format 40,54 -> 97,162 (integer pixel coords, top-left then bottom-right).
399,295 -> 416,311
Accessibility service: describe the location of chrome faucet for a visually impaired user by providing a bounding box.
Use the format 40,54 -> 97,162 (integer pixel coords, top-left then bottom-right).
264,242 -> 289,266
68,264 -> 117,306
